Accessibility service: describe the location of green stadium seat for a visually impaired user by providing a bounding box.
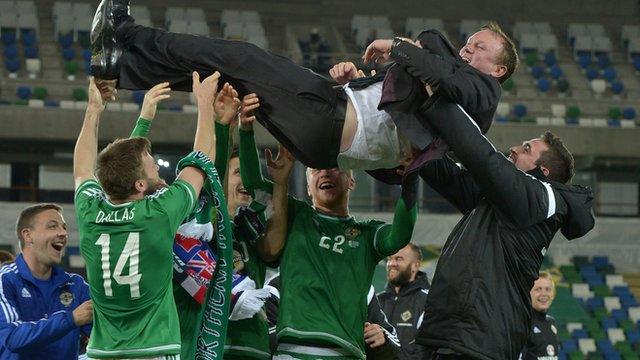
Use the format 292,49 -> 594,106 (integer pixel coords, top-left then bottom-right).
609,107 -> 622,120
525,51 -> 538,67
570,351 -> 586,360
557,78 -> 570,93
64,60 -> 79,77
13,99 -> 28,106
502,78 -> 515,92
594,308 -> 610,321
559,327 -> 573,341
594,285 -> 612,297
587,351 -> 604,360
567,105 -> 582,119
72,88 -> 88,101
620,318 -> 636,332
622,353 -> 639,360
33,87 -> 47,100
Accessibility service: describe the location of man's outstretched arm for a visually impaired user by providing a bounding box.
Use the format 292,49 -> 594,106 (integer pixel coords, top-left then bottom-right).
425,99 -> 556,228
175,71 -> 221,196
129,82 -> 172,138
73,78 -> 108,189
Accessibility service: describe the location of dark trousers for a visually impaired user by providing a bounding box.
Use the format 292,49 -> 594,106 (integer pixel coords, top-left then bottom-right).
115,17 -> 344,169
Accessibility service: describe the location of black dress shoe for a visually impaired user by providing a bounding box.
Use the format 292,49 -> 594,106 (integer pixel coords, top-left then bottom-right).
90,0 -> 123,80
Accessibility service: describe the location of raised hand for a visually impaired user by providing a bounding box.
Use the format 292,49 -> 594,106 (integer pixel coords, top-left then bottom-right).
140,82 -> 171,120
329,62 -> 362,84
239,93 -> 260,131
88,77 -> 107,111
266,145 -> 295,186
214,82 -> 241,125
362,39 -> 394,64
192,71 -> 221,107
94,78 -> 117,103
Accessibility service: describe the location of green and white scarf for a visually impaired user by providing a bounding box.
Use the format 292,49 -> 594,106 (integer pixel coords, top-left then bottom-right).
177,151 -> 233,359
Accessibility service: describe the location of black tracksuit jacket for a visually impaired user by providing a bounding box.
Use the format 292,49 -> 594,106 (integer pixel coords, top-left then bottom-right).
378,272 -> 431,359
413,97 -> 595,360
521,310 -> 560,360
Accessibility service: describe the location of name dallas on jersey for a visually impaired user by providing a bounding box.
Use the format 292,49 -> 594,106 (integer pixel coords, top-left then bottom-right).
95,207 -> 136,223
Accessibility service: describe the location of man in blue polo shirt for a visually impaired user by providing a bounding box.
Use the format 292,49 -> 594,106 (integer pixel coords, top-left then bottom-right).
0,203 -> 93,359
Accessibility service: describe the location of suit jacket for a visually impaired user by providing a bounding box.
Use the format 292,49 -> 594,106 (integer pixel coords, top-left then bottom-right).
351,29 -> 501,190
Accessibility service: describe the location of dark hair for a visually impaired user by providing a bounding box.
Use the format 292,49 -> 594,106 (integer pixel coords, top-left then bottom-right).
407,243 -> 423,262
16,203 -> 63,248
0,250 -> 15,265
96,137 -> 152,200
480,21 -> 519,83
537,131 -> 575,184
229,146 -> 240,160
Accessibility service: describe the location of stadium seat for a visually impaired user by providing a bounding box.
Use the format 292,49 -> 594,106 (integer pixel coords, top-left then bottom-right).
550,65 -> 564,79
531,65 -> 544,79
551,104 -> 567,117
579,338 -> 597,354
589,297 -> 606,311
586,68 -> 600,81
552,117 -> 566,126
496,102 -> 510,117
597,54 -> 611,68
544,51 -> 557,66
64,60 -> 79,79
612,309 -> 629,322
573,283 -> 593,300
513,104 -> 527,118
32,87 -> 47,100
3,44 -> 18,59
21,30 -> 35,46
132,91 -> 145,104
563,339 -> 579,352
557,79 -> 570,94
611,81 -> 624,95
578,53 -> 592,69
25,58 -> 40,78
16,86 -> 31,100
628,307 -> 640,322
608,328 -> 626,344
621,107 -> 635,120
539,34 -> 558,54
72,88 -> 87,101
5,58 -> 20,76
502,78 -> 515,93
603,67 -> 617,82
537,78 -> 551,92
591,79 -> 607,97
605,297 -> 622,312
24,46 -> 38,59
602,318 -> 618,330
606,275 -> 626,288
573,329 -> 590,339
1,30 -> 16,46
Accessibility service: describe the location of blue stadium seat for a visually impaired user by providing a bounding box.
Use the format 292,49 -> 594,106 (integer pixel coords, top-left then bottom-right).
586,68 -> 599,81
611,309 -> 628,321
620,296 -> 638,309
613,286 -> 632,297
633,57 -> 640,72
132,91 -> 146,104
611,81 -> 624,95
603,350 -> 621,360
3,44 -> 18,60
22,30 -> 36,47
602,67 -> 617,82
593,256 -> 610,267
44,100 -> 60,108
562,339 -> 578,352
495,115 -> 509,123
544,52 -> 557,67
550,65 -> 564,80
537,78 -> 551,92
513,104 -> 527,118
607,119 -> 621,127
571,328 -> 589,339
578,53 -> 592,69
62,48 -> 76,61
84,61 -> 91,75
626,330 -> 640,344
24,46 -> 38,59
82,49 -> 92,62
597,340 -> 614,351
601,318 -> 618,329
565,117 -> 579,126
622,107 -> 636,120
16,86 -> 31,100
58,34 -> 73,48
1,31 -> 16,46
597,54 -> 611,68
169,104 -> 183,112
588,297 -> 605,311
531,65 -> 545,79
4,59 -> 20,73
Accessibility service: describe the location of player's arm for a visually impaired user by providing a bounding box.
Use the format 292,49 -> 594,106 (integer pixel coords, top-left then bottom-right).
418,156 -> 482,213
129,82 -> 172,138
176,71 -> 221,196
73,78 -> 109,189
425,99 -> 557,229
238,93 -> 274,195
0,274 -> 92,352
213,83 -> 240,180
258,145 -> 295,262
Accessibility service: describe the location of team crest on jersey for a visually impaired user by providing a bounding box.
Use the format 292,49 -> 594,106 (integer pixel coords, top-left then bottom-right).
348,240 -> 360,248
401,310 -> 412,322
59,291 -> 74,307
546,345 -> 555,356
345,227 -> 360,240
551,324 -> 557,334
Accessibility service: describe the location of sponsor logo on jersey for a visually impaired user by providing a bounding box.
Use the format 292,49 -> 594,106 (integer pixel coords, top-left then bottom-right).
21,288 -> 31,298
533,326 -> 541,333
401,310 -> 412,322
546,344 -> 555,356
348,240 -> 359,248
551,324 -> 557,334
59,291 -> 74,307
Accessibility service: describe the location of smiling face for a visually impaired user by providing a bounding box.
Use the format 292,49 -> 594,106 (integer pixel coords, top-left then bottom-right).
531,276 -> 555,312
508,138 -> 550,174
22,209 -> 68,267
226,156 -> 252,213
459,29 -> 507,80
386,245 -> 420,287
306,168 -> 354,215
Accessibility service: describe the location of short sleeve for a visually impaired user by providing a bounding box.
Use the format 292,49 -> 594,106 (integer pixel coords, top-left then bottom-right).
74,180 -> 104,220
148,179 -> 198,233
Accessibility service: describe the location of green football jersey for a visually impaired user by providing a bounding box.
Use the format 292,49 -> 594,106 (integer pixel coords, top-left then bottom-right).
75,179 -> 197,359
277,199 -> 390,359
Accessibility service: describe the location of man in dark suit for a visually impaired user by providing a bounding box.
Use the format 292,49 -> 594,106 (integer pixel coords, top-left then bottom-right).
91,0 -> 516,184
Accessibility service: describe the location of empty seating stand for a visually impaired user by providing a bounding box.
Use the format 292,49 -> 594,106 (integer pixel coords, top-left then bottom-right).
220,9 -> 268,49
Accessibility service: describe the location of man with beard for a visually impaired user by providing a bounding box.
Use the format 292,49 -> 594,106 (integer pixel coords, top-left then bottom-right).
378,243 -> 431,359
521,272 -> 560,360
74,72 -> 219,359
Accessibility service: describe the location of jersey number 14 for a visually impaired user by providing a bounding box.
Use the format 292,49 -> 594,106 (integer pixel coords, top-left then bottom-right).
95,233 -> 142,298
